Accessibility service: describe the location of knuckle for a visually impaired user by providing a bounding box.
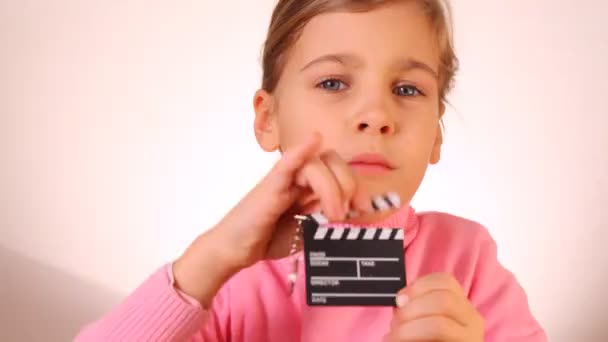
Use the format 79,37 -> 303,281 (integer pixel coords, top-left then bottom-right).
447,275 -> 461,288
434,272 -> 461,290
436,291 -> 455,312
450,274 -> 462,286
435,272 -> 452,282
430,317 -> 447,332
431,318 -> 452,339
294,170 -> 307,187
342,174 -> 356,195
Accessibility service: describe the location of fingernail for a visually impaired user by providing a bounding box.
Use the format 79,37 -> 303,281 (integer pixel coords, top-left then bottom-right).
385,192 -> 401,208
372,195 -> 390,211
396,294 -> 409,308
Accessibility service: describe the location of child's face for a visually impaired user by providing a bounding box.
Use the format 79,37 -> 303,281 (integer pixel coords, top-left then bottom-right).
255,1 -> 443,206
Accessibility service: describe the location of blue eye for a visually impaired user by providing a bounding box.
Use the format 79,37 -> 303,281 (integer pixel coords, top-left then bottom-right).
393,85 -> 422,97
318,78 -> 347,91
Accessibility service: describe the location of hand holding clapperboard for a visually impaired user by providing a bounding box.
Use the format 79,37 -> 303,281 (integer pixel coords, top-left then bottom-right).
175,133 -> 407,307
296,193 -> 406,306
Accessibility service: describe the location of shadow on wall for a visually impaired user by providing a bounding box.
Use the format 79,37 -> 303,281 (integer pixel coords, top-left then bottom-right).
553,281 -> 608,342
0,245 -> 122,342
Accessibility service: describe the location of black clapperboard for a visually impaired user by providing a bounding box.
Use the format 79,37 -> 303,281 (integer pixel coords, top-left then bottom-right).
302,212 -> 406,306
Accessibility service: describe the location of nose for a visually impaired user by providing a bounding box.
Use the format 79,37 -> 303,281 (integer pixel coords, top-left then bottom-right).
354,109 -> 396,135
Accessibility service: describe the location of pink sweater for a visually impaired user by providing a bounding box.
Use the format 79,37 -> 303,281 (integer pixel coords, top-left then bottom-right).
75,207 -> 546,341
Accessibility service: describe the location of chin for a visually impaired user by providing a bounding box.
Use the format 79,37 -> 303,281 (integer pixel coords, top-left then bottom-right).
357,174 -> 398,193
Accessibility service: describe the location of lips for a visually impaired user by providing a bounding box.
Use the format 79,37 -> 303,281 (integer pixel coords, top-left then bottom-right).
348,153 -> 395,173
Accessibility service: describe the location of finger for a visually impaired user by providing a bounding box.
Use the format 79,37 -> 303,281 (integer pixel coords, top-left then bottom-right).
396,273 -> 464,304
385,316 -> 465,342
274,132 -> 322,178
296,157 -> 344,221
299,200 -> 321,215
392,289 -> 470,327
320,150 -> 357,211
347,182 -> 375,215
296,188 -> 317,206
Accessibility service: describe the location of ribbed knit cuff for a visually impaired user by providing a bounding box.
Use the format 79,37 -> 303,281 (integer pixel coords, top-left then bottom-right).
86,264 -> 208,341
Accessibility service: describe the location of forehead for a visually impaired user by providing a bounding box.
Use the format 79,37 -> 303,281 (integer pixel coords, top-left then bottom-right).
287,1 -> 439,71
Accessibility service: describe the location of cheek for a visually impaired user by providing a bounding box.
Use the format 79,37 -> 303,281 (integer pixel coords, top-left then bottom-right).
400,109 -> 438,139
276,97 -> 343,147
394,113 -> 440,164
275,109 -> 322,149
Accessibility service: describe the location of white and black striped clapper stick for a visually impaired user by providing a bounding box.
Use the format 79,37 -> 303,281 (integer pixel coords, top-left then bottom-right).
309,192 -> 402,223
300,192 -> 406,307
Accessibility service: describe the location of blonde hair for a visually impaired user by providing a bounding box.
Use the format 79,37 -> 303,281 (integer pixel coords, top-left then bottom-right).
261,0 -> 458,104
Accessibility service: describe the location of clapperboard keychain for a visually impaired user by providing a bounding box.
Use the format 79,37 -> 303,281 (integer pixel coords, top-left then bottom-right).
288,192 -> 406,307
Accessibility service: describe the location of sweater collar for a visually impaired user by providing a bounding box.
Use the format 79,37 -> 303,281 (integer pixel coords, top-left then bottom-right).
316,204 -> 418,249
370,204 -> 418,249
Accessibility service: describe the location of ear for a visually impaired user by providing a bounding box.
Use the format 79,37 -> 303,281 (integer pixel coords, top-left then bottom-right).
430,124 -> 443,164
253,89 -> 280,152
430,103 -> 445,165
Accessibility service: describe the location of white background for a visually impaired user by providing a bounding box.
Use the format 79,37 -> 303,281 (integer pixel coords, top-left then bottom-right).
1,1 -> 607,341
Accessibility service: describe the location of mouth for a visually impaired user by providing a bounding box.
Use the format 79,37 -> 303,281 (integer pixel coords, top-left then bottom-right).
348,153 -> 395,174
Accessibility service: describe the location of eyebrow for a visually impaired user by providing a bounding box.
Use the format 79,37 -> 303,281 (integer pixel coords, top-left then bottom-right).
300,53 -> 438,79
399,59 -> 439,79
300,53 -> 362,72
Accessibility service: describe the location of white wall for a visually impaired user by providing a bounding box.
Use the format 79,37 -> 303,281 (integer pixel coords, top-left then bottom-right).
1,1 -> 606,341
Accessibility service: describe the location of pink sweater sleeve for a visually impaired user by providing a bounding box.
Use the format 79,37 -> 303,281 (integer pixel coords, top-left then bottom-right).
470,231 -> 547,341
74,264 -> 231,342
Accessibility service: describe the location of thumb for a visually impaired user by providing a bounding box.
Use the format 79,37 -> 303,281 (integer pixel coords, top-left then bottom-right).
274,132 -> 322,178
395,287 -> 410,308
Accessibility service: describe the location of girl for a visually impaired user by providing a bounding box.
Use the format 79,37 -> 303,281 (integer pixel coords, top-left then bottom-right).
76,0 -> 546,341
